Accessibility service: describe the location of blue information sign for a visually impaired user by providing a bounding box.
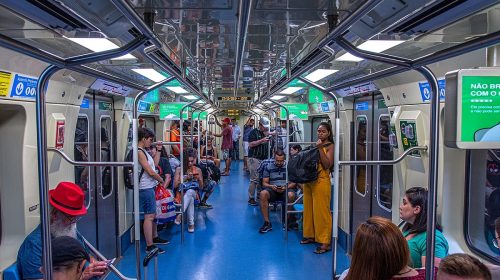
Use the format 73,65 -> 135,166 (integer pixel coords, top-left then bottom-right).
80,98 -> 90,109
320,102 -> 330,112
419,79 -> 446,102
10,74 -> 38,99
355,101 -> 369,111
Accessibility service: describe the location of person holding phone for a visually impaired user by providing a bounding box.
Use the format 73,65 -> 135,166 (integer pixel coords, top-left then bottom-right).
258,149 -> 297,233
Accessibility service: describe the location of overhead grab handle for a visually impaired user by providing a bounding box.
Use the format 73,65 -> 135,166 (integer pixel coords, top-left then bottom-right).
339,146 -> 428,166
48,148 -> 133,167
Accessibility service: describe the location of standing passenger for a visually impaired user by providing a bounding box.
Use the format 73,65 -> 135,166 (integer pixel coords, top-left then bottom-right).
247,117 -> 271,206
231,118 -> 241,161
243,117 -> 255,172
169,121 -> 181,160
213,117 -> 233,176
137,128 -> 169,253
301,122 -> 334,254
400,187 -> 449,268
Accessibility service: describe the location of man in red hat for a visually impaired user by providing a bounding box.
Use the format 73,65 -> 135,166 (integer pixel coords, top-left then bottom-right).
17,182 -> 108,280
213,117 -> 233,176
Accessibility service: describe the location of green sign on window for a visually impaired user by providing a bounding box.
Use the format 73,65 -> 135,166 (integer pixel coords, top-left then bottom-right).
460,76 -> 500,142
159,103 -> 188,119
99,101 -> 112,111
280,103 -> 309,120
399,120 -> 420,157
309,87 -> 324,103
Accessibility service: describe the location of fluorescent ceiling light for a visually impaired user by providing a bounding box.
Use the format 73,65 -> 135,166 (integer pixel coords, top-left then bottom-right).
183,95 -> 198,100
336,40 -> 405,62
132,69 -> 167,82
166,86 -> 189,94
207,108 -> 214,113
270,95 -> 285,100
263,100 -> 272,104
196,100 -> 205,104
304,69 -> 339,82
280,87 -> 303,94
67,38 -> 136,60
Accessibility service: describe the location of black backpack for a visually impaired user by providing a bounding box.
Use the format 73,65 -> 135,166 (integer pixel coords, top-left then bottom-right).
197,161 -> 221,183
124,148 -> 147,190
287,143 -> 332,184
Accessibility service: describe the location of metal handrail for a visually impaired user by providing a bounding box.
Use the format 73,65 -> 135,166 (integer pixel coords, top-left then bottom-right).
48,148 -> 133,167
289,141 -> 316,145
154,141 -> 180,145
339,146 -> 428,166
82,238 -> 136,280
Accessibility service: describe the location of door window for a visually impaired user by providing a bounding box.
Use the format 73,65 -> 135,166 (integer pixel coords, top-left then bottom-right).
74,116 -> 91,208
100,117 -> 113,198
466,149 -> 500,264
377,115 -> 393,211
355,116 -> 368,196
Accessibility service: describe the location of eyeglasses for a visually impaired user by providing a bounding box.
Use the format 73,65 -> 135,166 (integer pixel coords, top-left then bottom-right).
493,237 -> 500,249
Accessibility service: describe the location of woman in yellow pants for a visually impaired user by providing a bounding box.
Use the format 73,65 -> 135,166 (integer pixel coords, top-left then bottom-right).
301,122 -> 334,254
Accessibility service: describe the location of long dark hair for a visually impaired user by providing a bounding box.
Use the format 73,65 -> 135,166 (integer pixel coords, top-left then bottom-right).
402,187 -> 442,234
182,148 -> 197,174
318,122 -> 334,143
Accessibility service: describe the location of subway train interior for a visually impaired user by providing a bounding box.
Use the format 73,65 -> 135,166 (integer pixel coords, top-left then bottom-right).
0,0 -> 499,279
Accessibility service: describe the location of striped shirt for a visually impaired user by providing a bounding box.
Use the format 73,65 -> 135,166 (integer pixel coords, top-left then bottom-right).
262,160 -> 287,186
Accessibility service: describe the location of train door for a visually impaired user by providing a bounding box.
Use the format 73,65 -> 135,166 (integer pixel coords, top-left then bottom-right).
371,97 -> 393,218
351,95 -> 393,237
352,96 -> 373,234
74,95 -> 117,258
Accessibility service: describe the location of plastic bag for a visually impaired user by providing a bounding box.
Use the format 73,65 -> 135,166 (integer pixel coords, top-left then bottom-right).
155,185 -> 175,224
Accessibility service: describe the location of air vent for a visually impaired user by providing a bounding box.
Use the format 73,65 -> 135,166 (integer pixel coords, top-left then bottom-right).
1,0 -> 91,31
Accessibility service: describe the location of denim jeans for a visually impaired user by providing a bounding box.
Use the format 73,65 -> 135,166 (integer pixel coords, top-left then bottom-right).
232,140 -> 240,160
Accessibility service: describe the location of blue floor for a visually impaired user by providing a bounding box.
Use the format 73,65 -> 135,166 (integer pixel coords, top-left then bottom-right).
111,161 -> 350,280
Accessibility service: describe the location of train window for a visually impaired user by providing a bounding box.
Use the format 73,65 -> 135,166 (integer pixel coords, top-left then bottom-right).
74,116 -> 91,209
100,117 -> 113,198
377,115 -> 393,211
466,149 -> 500,264
355,116 -> 368,196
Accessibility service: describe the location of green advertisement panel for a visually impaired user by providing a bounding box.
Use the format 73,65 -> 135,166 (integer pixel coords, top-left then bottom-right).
309,87 -> 324,103
460,76 -> 500,142
280,103 -> 308,120
142,88 -> 159,103
399,120 -> 420,157
192,111 -> 208,119
159,103 -> 188,119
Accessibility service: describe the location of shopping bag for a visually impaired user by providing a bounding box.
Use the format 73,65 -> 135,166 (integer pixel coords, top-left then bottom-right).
155,185 -> 175,223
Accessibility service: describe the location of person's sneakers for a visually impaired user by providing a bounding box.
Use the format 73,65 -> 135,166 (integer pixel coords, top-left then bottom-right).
146,245 -> 165,255
153,237 -> 170,245
248,198 -> 258,206
188,225 -> 195,233
199,202 -> 213,209
259,221 -> 272,233
174,214 -> 182,225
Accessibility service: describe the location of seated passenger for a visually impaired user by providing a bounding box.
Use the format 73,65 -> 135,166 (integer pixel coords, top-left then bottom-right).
17,182 -> 107,280
174,149 -> 204,233
48,236 -> 91,280
258,149 -> 296,233
289,144 -> 302,156
437,253 -> 491,280
400,187 -> 449,268
343,216 -> 435,280
201,137 -> 221,168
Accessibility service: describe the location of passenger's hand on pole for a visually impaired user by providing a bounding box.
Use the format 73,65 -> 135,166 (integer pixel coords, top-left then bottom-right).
81,259 -> 107,280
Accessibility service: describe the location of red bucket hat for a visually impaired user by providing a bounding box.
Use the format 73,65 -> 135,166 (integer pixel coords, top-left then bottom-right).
49,182 -> 87,216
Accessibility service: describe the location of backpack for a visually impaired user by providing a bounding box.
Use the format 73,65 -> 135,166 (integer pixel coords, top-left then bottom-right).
123,148 -> 147,190
197,161 -> 221,183
287,146 -> 320,184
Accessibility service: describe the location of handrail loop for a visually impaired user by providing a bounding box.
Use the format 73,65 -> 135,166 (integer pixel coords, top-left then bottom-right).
339,146 -> 428,166
48,148 -> 133,167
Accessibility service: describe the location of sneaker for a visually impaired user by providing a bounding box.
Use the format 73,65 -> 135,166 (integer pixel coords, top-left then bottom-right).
146,245 -> 165,255
199,202 -> 213,209
153,237 -> 170,245
259,222 -> 272,233
174,214 -> 182,225
188,225 -> 195,233
248,198 -> 258,206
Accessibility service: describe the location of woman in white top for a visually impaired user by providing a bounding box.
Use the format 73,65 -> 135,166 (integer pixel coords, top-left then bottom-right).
137,127 -> 168,253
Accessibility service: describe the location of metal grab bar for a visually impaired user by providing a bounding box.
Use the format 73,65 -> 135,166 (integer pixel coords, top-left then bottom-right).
48,148 -> 133,167
153,141 -> 180,145
82,238 -> 136,280
289,141 -> 316,145
339,146 -> 427,166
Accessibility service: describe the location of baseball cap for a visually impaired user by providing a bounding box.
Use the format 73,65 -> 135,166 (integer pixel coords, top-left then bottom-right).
52,236 -> 90,266
223,117 -> 231,124
259,117 -> 270,128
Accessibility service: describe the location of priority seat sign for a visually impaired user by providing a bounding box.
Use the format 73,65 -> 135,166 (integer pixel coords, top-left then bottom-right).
10,74 -> 38,99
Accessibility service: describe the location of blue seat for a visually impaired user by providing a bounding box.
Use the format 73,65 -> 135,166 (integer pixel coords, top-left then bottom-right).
3,263 -> 21,280
293,204 -> 304,212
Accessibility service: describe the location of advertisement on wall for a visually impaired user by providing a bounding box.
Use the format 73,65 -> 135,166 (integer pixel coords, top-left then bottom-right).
159,103 -> 188,119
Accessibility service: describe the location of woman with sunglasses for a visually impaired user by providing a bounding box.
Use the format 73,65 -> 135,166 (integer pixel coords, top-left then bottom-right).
400,187 -> 449,268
